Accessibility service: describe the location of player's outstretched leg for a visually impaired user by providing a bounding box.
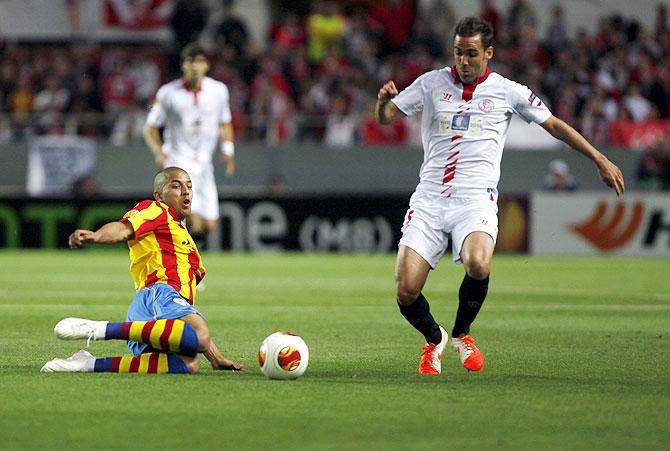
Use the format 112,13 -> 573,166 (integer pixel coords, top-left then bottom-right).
451,274 -> 488,371
53,317 -> 199,356
41,349 -> 194,374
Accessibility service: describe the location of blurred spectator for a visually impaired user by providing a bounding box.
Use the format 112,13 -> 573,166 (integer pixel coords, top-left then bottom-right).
127,48 -> 161,105
324,94 -> 357,147
33,75 -> 70,130
369,0 -> 416,56
0,63 -> 18,113
544,5 -> 569,52
214,0 -> 249,57
405,17 -> 444,60
580,94 -> 611,146
507,0 -> 536,45
479,0 -> 500,33
7,73 -> 34,138
424,0 -> 456,49
360,100 -> 407,145
169,0 -> 207,72
543,159 -> 578,191
170,0 -> 207,50
0,2 -> 668,150
306,1 -> 347,64
622,82 -> 654,121
101,59 -> 136,137
637,136 -> 670,190
632,51 -> 669,118
101,60 -> 136,112
68,73 -> 103,136
343,8 -> 377,63
273,12 -> 306,51
8,74 -> 33,115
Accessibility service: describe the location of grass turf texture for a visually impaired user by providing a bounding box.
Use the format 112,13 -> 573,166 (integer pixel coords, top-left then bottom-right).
1,251 -> 668,450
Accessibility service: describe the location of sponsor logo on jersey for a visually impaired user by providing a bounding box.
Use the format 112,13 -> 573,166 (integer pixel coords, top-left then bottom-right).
440,91 -> 453,102
451,114 -> 470,131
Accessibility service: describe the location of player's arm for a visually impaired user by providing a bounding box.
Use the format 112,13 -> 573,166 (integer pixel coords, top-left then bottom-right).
143,124 -> 166,169
219,122 -> 235,176
540,116 -> 625,196
204,338 -> 244,371
68,220 -> 134,248
375,80 -> 406,124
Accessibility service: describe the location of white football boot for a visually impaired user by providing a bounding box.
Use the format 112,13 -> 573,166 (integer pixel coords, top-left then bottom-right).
41,349 -> 96,373
54,317 -> 108,346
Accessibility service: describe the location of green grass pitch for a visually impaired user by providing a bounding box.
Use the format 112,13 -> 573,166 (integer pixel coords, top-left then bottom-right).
1,250 -> 669,450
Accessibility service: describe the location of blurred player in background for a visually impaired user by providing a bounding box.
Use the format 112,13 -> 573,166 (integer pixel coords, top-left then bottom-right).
144,43 -> 235,250
41,167 -> 243,374
375,16 -> 625,375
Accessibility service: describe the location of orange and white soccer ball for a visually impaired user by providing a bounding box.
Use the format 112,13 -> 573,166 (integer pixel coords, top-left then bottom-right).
258,332 -> 309,380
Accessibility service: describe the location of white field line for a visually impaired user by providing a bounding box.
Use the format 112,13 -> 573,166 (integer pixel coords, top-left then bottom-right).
494,286 -> 670,301
7,303 -> 651,312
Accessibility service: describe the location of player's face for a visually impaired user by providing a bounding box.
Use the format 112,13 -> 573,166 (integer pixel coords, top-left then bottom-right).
453,34 -> 493,85
181,55 -> 209,84
156,170 -> 193,218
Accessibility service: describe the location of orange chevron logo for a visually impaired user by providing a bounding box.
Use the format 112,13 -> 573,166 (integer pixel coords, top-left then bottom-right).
571,201 -> 645,251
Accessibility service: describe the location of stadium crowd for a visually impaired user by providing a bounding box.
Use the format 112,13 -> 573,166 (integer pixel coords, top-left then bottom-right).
0,0 -> 669,157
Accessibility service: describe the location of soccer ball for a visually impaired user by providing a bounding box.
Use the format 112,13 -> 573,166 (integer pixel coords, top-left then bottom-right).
258,332 -> 309,380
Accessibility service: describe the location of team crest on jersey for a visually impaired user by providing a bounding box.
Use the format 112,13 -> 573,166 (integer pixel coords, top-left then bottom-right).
478,98 -> 494,113
123,209 -> 140,219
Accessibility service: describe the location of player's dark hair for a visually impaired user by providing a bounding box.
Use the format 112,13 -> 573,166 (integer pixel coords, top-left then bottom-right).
180,43 -> 208,63
453,16 -> 495,48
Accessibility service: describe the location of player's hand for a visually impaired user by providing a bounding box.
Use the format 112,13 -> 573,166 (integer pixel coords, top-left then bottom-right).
68,229 -> 97,248
220,154 -> 235,176
377,80 -> 398,102
154,152 -> 167,169
598,158 -> 625,196
211,356 -> 244,371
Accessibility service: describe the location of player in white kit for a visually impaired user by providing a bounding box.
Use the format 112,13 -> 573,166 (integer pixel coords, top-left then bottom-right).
375,17 -> 625,375
144,43 -> 235,248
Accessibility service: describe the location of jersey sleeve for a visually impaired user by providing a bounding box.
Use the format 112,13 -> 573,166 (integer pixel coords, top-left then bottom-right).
122,200 -> 164,238
504,78 -> 552,124
146,86 -> 168,127
390,71 -> 432,117
219,83 -> 232,124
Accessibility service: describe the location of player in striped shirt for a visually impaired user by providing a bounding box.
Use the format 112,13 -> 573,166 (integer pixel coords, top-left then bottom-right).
41,167 -> 243,374
375,17 -> 625,375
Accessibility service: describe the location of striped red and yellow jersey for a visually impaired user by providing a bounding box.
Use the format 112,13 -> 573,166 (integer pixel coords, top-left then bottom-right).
122,200 -> 205,304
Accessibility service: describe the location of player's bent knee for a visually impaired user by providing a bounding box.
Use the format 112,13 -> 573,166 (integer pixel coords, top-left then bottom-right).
465,259 -> 490,280
396,280 -> 421,305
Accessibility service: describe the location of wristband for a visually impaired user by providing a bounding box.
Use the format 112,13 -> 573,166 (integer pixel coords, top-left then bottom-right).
221,141 -> 235,157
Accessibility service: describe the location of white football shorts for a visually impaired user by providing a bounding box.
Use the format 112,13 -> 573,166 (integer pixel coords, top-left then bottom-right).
165,157 -> 219,221
399,188 -> 499,268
